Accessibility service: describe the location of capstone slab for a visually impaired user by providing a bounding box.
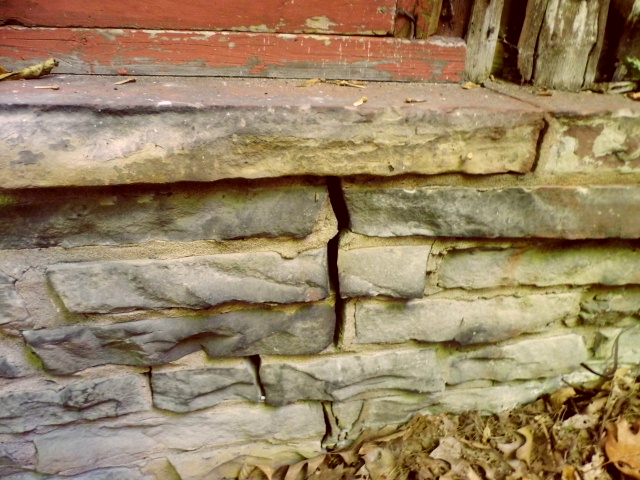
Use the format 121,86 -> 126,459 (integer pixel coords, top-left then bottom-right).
47,248 -> 329,313
446,334 -> 588,385
338,245 -> 431,298
23,304 -> 335,374
260,348 -> 444,406
352,293 -> 581,345
344,186 -> 640,239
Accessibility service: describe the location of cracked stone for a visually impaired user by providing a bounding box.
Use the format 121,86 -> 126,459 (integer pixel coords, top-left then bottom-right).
0,272 -> 29,331
23,304 -> 335,374
47,248 -> 329,313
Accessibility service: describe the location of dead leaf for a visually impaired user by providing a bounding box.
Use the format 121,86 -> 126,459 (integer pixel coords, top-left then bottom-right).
353,96 -> 367,106
605,419 -> 640,479
550,387 -> 577,410
33,85 -> 60,90
298,78 -> 322,87
461,81 -> 480,90
516,426 -> 535,466
628,92 -> 640,101
114,77 -> 136,85
361,446 -> 397,480
0,58 -> 59,81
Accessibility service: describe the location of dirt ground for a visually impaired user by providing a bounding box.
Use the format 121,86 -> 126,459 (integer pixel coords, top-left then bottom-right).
241,366 -> 640,480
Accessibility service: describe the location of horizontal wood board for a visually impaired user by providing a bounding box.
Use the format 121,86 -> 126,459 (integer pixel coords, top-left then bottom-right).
1,0 -> 396,35
0,27 -> 465,81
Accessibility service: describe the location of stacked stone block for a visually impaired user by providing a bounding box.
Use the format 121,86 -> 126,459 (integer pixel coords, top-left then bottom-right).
1,81 -> 640,479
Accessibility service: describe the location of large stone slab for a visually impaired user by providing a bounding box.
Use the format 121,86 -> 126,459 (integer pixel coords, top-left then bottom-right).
260,348 -> 444,406
0,375 -> 150,433
151,357 -> 261,413
0,80 -> 543,189
47,248 -> 329,313
0,272 -> 29,331
23,304 -> 335,374
351,293 -> 581,345
34,402 -> 325,476
439,244 -> 640,289
338,244 -> 431,298
0,184 -> 332,249
344,186 -> 640,239
446,334 -> 588,385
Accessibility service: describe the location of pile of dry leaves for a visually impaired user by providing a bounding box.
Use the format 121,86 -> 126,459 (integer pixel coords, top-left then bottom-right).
241,367 -> 640,480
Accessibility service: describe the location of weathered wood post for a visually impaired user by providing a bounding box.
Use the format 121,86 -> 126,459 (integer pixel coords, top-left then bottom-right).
517,0 -> 611,91
465,0 -> 506,82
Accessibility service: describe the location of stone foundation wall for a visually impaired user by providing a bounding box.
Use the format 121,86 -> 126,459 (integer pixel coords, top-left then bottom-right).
1,78 -> 640,479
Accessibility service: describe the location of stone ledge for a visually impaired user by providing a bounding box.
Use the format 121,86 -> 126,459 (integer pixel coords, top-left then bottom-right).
0,76 -> 544,188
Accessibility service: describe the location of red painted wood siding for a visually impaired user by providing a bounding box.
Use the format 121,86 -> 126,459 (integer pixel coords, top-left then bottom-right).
0,27 -> 465,81
2,0 -> 397,35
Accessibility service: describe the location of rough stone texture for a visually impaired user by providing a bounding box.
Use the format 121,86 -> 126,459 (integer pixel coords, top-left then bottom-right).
0,184 -> 331,249
168,440 -> 322,480
260,348 -> 444,406
0,272 -> 29,330
581,288 -> 640,325
34,402 -> 325,476
446,334 -> 588,385
338,245 -> 431,298
0,375 -> 150,433
151,357 -> 261,413
23,304 -> 335,374
326,378 -> 565,448
352,293 -> 581,345
344,186 -> 640,239
0,79 -> 544,189
439,244 -> 640,289
0,441 -> 36,479
0,357 -> 21,378
594,327 -> 640,364
47,248 -> 329,313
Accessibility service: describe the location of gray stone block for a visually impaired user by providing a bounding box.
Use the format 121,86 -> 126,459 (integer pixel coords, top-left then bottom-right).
260,348 -> 444,406
581,288 -> 640,326
0,184 -> 330,249
352,293 -> 581,345
446,334 -> 588,385
338,245 -> 431,298
23,304 -> 335,374
0,357 -> 21,378
151,358 -> 261,412
439,244 -> 640,289
344,186 -> 640,239
0,375 -> 150,433
47,248 -> 329,313
34,402 -> 325,476
0,273 -> 29,331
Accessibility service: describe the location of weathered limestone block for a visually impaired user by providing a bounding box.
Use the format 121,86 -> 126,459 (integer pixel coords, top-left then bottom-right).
542,116 -> 640,174
0,272 -> 29,331
0,82 -> 543,189
446,334 -> 588,385
260,348 -> 444,406
0,440 -> 36,478
23,304 -> 335,374
351,293 -> 580,345
151,356 -> 261,412
439,244 -> 640,289
344,186 -> 640,239
34,402 -> 325,476
47,248 -> 329,313
0,375 -> 150,433
594,327 -> 640,364
167,440 -> 322,480
0,357 -> 21,378
338,244 -> 431,298
0,184 -> 333,249
581,288 -> 640,325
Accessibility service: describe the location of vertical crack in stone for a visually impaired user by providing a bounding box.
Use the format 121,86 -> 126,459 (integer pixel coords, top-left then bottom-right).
326,177 -> 350,345
248,355 -> 266,402
531,116 -> 551,172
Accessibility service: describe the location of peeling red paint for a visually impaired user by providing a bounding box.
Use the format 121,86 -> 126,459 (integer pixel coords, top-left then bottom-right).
1,0 -> 396,35
0,27 -> 465,82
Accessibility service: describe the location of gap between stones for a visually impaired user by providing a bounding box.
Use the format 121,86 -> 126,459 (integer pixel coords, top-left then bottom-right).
326,176 -> 350,346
